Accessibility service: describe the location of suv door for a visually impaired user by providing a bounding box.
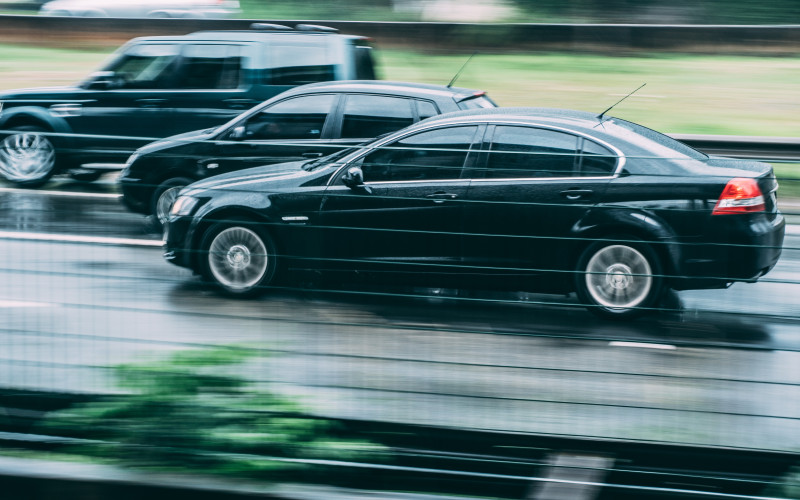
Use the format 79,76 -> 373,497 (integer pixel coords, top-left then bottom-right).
318,125 -> 482,284
202,93 -> 340,175
462,124 -> 618,289
72,42 -> 182,159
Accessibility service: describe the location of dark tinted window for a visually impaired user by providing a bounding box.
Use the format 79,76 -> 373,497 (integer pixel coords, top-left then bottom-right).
340,95 -> 415,139
176,44 -> 242,89
105,43 -> 180,89
486,126 -> 578,178
354,45 -> 376,80
417,100 -> 439,121
580,139 -> 617,176
243,94 -> 335,140
361,126 -> 478,182
267,43 -> 336,85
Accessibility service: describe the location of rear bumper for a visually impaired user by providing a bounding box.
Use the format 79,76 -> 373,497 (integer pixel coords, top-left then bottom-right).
674,212 -> 785,290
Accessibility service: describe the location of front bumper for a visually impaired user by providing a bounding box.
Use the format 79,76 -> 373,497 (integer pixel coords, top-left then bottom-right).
163,215 -> 196,271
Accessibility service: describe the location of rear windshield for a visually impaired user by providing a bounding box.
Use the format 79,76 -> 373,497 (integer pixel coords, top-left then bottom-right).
609,118 -> 708,160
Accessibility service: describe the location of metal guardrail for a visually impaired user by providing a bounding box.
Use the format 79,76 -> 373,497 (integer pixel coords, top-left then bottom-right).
674,134 -> 800,162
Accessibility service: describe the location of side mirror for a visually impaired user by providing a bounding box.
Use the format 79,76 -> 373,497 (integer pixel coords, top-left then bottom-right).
84,71 -> 120,90
229,125 -> 246,140
341,166 -> 365,188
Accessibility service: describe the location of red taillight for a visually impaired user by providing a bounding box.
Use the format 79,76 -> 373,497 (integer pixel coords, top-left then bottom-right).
712,177 -> 765,215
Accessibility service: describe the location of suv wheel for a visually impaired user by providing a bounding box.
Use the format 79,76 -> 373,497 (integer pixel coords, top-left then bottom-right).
201,221 -> 278,297
0,126 -> 58,187
575,237 -> 664,319
152,177 -> 193,228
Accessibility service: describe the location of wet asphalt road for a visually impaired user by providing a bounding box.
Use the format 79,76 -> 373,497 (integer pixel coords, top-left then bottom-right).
2,176 -> 800,452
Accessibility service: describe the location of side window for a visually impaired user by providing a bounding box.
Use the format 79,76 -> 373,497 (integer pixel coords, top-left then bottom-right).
340,95 -> 414,139
175,44 -> 242,90
579,139 -> 617,176
487,126 -> 579,178
105,43 -> 180,89
268,43 -> 336,85
360,126 -> 478,183
242,94 -> 335,140
417,100 -> 439,121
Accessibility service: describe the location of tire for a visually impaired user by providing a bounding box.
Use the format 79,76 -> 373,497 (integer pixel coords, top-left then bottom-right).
151,177 -> 193,228
200,221 -> 278,297
575,237 -> 664,319
0,126 -> 58,188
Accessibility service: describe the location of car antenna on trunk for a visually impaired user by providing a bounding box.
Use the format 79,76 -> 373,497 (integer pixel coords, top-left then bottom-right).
596,83 -> 647,123
447,51 -> 478,88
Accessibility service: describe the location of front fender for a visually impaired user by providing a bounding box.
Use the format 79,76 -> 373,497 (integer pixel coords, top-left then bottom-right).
573,206 -> 683,281
0,106 -> 76,148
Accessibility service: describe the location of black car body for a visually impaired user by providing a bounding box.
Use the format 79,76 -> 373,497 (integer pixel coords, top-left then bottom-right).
0,24 -> 376,187
119,80 -> 496,224
163,107 -> 785,318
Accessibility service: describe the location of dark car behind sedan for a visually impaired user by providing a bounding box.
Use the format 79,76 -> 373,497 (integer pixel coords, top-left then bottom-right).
119,80 -> 496,225
163,107 -> 785,319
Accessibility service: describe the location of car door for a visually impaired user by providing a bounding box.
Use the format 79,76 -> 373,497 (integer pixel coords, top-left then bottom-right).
462,124 -> 618,289
317,124 -> 483,285
70,42 -> 182,159
200,93 -> 341,175
168,43 -> 262,134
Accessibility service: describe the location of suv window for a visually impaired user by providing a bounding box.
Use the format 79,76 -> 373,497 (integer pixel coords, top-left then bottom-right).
341,95 -> 415,139
107,43 -> 180,89
417,100 -> 439,121
242,94 -> 336,140
487,126 -> 579,178
268,42 -> 336,85
176,44 -> 243,90
361,126 -> 479,183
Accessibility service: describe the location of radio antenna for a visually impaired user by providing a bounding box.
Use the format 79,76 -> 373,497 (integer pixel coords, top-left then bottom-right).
447,51 -> 478,88
597,83 -> 646,121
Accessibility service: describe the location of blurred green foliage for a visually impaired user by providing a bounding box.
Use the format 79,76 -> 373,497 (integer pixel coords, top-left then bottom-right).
39,348 -> 387,480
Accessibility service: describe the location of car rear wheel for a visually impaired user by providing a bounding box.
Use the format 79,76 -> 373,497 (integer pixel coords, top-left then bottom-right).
0,126 -> 58,188
575,238 -> 664,319
151,177 -> 193,228
201,221 -> 278,297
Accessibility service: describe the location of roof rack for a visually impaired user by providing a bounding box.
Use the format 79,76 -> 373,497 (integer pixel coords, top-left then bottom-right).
249,23 -> 292,31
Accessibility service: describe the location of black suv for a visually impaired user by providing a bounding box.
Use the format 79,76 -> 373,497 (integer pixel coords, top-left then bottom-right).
119,80 -> 496,224
0,23 -> 376,187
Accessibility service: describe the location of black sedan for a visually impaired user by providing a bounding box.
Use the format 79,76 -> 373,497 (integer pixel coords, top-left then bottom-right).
163,107 -> 785,318
119,80 -> 496,225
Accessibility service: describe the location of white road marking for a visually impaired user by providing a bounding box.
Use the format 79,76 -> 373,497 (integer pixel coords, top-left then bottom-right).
0,300 -> 49,308
0,187 -> 121,199
609,341 -> 677,350
0,231 -> 161,247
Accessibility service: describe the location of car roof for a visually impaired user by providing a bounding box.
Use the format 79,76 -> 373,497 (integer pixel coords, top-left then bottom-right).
135,29 -> 367,44
280,80 -> 489,101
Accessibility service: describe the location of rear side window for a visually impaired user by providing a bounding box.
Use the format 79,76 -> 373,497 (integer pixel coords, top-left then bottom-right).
267,42 -> 336,85
176,44 -> 242,89
417,100 -> 439,121
487,126 -> 579,178
340,95 -> 415,139
360,126 -> 479,182
354,45 -> 376,80
580,139 -> 617,176
242,94 -> 335,140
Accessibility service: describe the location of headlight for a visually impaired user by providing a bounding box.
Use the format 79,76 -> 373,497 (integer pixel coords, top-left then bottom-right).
170,195 -> 199,217
120,152 -> 140,177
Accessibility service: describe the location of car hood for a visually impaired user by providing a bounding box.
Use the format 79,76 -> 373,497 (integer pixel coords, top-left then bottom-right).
136,128 -> 219,156
184,160 -> 314,196
0,86 -> 87,100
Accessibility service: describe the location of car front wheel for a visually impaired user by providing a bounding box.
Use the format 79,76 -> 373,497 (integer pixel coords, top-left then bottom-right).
575,238 -> 664,319
200,222 -> 278,297
0,126 -> 58,187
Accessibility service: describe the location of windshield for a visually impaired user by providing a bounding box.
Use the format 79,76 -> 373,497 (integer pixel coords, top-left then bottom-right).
608,118 -> 708,160
302,133 -> 393,171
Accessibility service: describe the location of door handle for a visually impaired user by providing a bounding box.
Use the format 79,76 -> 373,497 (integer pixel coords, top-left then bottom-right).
426,192 -> 458,203
136,98 -> 167,108
560,188 -> 594,200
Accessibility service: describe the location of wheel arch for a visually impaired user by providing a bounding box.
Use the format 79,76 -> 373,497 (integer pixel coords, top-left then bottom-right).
571,208 -> 682,285
0,108 -> 75,149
